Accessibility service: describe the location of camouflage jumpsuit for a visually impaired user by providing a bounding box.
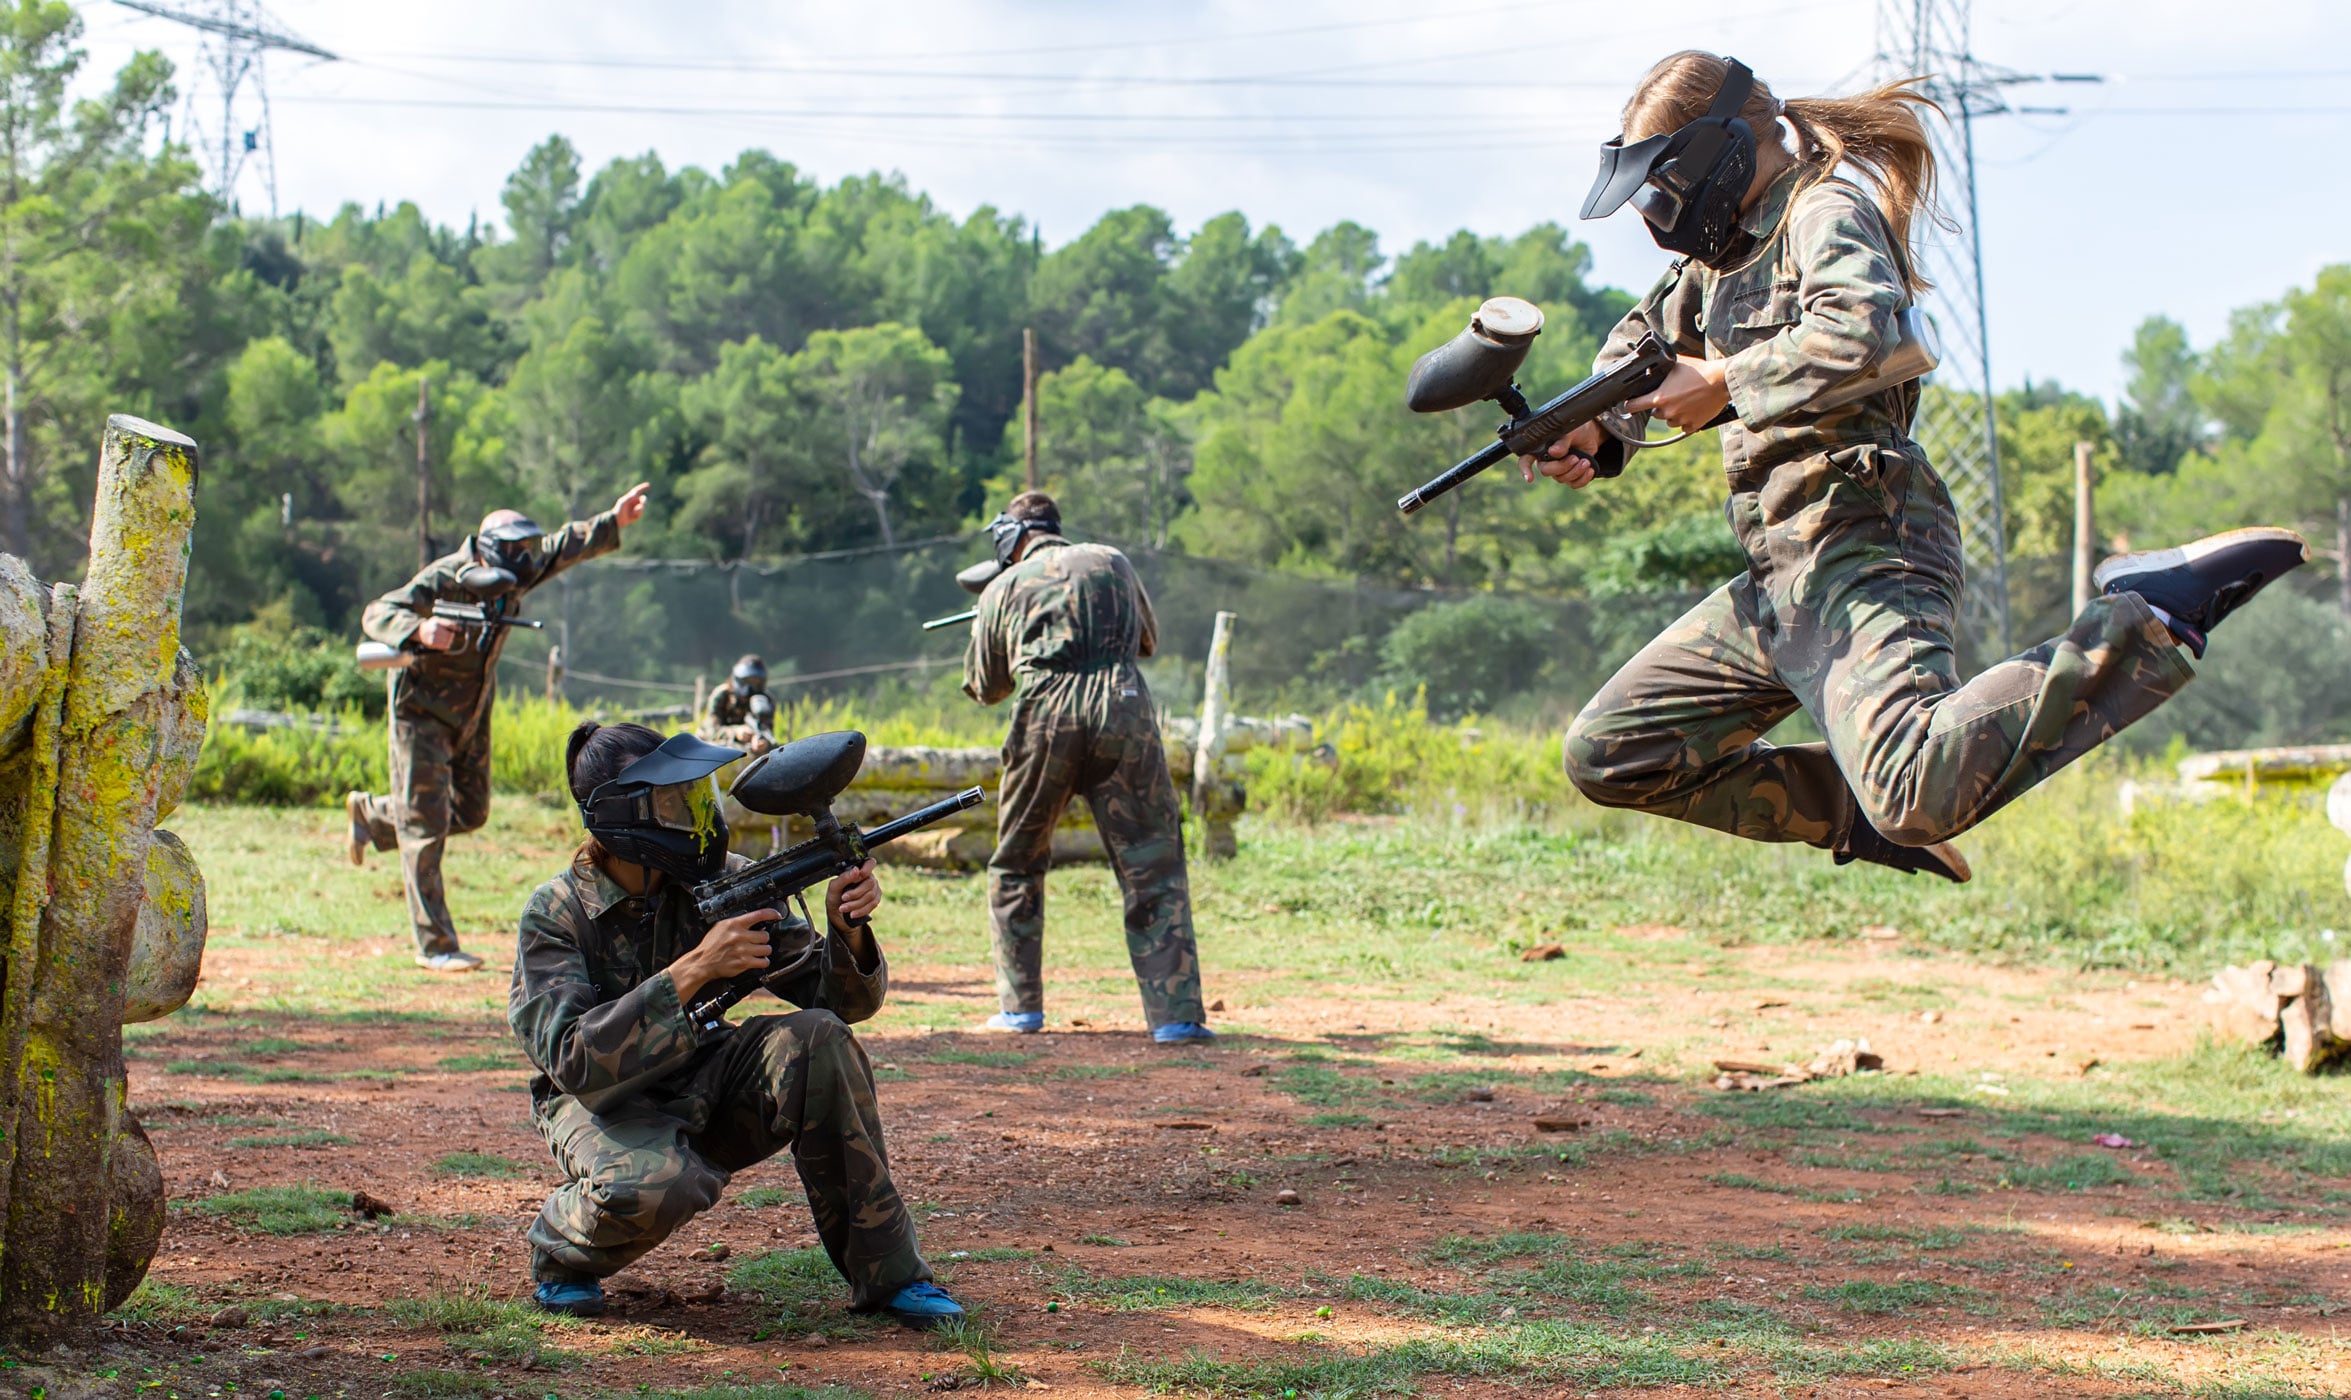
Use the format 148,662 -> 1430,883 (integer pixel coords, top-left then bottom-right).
962,537 -> 1205,1028
1565,168 -> 2192,851
509,850 -> 930,1305
356,513 -> 619,955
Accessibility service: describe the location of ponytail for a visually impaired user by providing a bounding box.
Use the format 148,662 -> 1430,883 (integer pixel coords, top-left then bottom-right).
1780,82 -> 1940,293
1623,51 -> 1942,295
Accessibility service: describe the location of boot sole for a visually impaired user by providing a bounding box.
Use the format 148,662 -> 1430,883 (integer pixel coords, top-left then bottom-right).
2092,526 -> 2308,591
1926,841 -> 1972,884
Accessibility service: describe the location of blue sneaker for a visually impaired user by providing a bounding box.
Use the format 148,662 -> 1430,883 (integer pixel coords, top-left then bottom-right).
885,1280 -> 964,1329
984,1012 -> 1043,1034
1152,1021 -> 1216,1045
533,1278 -> 605,1317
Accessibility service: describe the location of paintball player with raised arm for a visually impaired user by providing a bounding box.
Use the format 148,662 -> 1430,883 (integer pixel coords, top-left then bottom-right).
347,482 -> 651,972
1526,52 -> 2307,876
511,721 -> 959,1327
703,654 -> 776,754
960,491 -> 1212,1044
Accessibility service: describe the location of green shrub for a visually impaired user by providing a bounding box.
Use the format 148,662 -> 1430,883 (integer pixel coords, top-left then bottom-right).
212,607 -> 385,717
1244,693 -> 1576,823
187,707 -> 384,806
1377,595 -> 1554,720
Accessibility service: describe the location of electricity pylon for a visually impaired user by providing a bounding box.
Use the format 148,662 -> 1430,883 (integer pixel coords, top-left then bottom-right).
1874,0 -> 2021,656
113,0 -> 336,218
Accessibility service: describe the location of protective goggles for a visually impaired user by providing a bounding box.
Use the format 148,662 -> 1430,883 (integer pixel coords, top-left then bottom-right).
477,516 -> 546,575
1580,58 -> 1755,231
579,733 -> 742,834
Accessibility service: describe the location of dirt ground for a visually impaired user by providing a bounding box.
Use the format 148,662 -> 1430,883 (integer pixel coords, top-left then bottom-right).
58,931 -> 2351,1399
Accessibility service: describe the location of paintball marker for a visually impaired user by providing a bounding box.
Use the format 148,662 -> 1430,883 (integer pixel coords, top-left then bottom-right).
1397,296 -> 1939,515
685,729 -> 984,1030
918,557 -> 999,631
355,602 -> 546,671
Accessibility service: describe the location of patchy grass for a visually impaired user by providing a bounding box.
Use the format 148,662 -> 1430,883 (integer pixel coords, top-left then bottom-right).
1051,1268 -> 1287,1312
187,1184 -> 353,1234
730,1247 -> 872,1338
437,1052 -> 521,1072
433,1151 -> 530,1178
1802,1279 -> 1990,1315
227,1129 -> 353,1149
388,1287 -> 580,1370
921,1046 -> 1040,1069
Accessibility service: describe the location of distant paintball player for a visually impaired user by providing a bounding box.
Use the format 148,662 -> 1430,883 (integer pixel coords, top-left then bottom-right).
509,720 -> 961,1327
960,491 -> 1211,1043
702,653 -> 777,754
346,482 -> 651,971
1530,51 -> 2307,875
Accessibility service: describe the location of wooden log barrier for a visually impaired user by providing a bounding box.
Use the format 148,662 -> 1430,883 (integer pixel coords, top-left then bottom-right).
0,416 -> 209,1341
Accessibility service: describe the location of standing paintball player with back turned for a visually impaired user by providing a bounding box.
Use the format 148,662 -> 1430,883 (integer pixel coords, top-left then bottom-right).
960,491 -> 1212,1044
347,482 -> 651,971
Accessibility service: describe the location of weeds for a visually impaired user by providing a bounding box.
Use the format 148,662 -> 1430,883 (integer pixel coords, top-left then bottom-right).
188,1185 -> 352,1234
433,1151 -> 529,1178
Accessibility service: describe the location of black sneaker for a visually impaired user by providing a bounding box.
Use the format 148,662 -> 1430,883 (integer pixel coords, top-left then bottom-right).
1835,821 -> 1972,884
2093,527 -> 2309,659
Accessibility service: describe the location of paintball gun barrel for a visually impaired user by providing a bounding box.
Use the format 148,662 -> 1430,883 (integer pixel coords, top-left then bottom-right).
921,608 -> 979,631
1397,296 -> 1939,515
354,601 -> 546,671
685,729 -> 984,1029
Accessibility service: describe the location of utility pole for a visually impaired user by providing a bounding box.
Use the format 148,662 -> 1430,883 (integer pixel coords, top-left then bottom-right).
1022,326 -> 1039,491
2071,440 -> 2096,616
412,377 -> 432,568
112,1 -> 336,217
1875,1 -> 2100,659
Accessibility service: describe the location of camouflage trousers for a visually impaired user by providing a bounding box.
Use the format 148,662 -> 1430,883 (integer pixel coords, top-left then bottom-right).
989,678 -> 1205,1028
527,1010 -> 929,1309
356,711 -> 493,956
1566,441 -> 2195,850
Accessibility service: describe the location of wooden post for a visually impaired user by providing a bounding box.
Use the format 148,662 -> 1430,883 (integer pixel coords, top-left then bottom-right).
1022,326 -> 1039,491
1192,611 -> 1238,860
546,645 -> 563,705
692,672 -> 707,727
0,416 -> 207,1339
2072,440 -> 2096,616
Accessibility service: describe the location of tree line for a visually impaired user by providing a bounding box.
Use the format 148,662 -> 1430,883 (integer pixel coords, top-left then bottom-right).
6,2 -> 2349,679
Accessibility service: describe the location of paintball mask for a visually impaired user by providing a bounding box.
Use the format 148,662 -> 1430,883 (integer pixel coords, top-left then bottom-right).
1581,58 -> 1759,267
731,656 -> 769,694
987,510 -> 1056,569
578,732 -> 742,882
472,514 -> 549,593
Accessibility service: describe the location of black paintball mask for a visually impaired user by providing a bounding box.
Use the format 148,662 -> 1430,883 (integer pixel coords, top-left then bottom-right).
470,515 -> 549,596
1582,58 -> 1760,268
731,657 -> 768,694
578,732 -> 743,883
986,510 -> 1057,569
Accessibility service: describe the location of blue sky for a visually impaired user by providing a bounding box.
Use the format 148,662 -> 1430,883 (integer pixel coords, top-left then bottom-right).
83,0 -> 2351,405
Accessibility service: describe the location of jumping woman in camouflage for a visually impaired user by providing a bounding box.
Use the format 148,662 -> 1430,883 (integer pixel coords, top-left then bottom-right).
1529,51 -> 2307,876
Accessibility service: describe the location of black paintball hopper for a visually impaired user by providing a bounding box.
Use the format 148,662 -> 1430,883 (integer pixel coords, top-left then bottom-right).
1405,297 -> 1544,413
956,560 -> 1002,595
730,730 -> 866,817
478,515 -> 544,544
456,564 -> 520,597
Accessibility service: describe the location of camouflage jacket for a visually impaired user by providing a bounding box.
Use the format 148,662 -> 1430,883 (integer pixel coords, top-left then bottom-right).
1597,166 -> 1918,474
705,681 -> 759,730
962,537 -> 1159,707
360,511 -> 622,733
509,849 -> 889,1118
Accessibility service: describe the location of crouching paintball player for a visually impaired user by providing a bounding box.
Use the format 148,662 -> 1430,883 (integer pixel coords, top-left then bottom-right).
347,482 -> 652,971
510,720 -> 961,1326
960,491 -> 1211,1044
702,653 -> 777,754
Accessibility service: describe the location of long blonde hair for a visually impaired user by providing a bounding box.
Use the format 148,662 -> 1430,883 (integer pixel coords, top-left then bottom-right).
1623,50 -> 1941,293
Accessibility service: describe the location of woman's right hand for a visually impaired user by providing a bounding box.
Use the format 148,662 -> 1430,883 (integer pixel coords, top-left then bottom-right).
667,909 -> 778,1004
415,617 -> 463,650
1518,421 -> 1605,489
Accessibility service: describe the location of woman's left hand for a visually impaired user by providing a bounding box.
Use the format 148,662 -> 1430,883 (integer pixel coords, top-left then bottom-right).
826,859 -> 881,927
1625,356 -> 1731,432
